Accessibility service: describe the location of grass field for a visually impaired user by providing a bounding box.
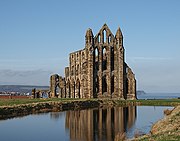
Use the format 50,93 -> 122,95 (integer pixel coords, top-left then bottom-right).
0,98 -> 179,107
128,99 -> 180,106
0,98 -> 82,106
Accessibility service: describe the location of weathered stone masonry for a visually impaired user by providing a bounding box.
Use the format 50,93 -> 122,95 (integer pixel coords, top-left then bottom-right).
50,24 -> 136,99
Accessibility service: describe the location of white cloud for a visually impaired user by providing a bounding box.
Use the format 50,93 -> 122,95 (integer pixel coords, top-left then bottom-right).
128,56 -> 173,62
0,69 -> 53,86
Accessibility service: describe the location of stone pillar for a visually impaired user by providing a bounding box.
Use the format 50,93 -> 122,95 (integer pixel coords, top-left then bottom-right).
118,47 -> 125,99
88,48 -> 94,98
113,46 -> 118,97
31,88 -> 36,98
107,46 -> 111,98
71,80 -> 75,98
50,74 -> 59,98
127,66 -> 137,100
98,46 -> 103,98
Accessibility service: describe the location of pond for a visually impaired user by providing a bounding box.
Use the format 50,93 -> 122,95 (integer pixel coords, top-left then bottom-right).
0,106 -> 173,141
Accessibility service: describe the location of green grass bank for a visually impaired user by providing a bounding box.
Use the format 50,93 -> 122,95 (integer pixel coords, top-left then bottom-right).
132,105 -> 180,141
0,98 -> 179,107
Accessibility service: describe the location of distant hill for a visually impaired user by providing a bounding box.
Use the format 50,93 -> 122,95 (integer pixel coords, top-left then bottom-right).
0,85 -> 146,95
137,90 -> 146,95
0,85 -> 49,93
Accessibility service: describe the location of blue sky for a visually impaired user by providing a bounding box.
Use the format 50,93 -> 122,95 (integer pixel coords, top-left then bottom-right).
0,0 -> 180,93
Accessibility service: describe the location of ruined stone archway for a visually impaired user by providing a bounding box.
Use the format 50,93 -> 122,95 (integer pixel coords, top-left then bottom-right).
50,74 -> 60,98
76,79 -> 80,98
94,76 -> 99,98
111,75 -> 114,95
102,47 -> 107,71
71,79 -> 75,98
66,79 -> 71,98
102,75 -> 107,94
94,47 -> 99,71
55,83 -> 60,98
111,46 -> 114,71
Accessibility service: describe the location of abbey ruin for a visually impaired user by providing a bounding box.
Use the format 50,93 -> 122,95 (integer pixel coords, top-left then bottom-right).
50,24 -> 136,99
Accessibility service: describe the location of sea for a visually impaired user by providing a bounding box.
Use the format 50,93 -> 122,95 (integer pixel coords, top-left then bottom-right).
137,93 -> 180,99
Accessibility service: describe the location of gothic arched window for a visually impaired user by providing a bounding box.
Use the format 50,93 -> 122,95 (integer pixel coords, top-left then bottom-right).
102,47 -> 107,71
103,29 -> 106,43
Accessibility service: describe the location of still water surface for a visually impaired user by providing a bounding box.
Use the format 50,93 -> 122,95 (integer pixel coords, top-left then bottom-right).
0,106 -> 172,141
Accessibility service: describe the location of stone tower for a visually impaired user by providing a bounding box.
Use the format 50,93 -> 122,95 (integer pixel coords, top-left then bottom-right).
50,24 -> 136,99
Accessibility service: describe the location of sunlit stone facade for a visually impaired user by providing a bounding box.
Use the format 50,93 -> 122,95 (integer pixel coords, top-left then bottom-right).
50,24 -> 136,99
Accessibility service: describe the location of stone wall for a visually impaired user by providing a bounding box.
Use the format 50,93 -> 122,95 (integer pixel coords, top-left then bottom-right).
50,24 -> 136,99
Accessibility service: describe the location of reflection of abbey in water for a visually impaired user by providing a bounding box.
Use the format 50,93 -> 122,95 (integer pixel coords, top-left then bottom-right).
65,106 -> 136,141
50,24 -> 136,99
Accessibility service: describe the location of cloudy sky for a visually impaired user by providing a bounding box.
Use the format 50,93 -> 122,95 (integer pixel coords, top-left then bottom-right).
0,0 -> 180,93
